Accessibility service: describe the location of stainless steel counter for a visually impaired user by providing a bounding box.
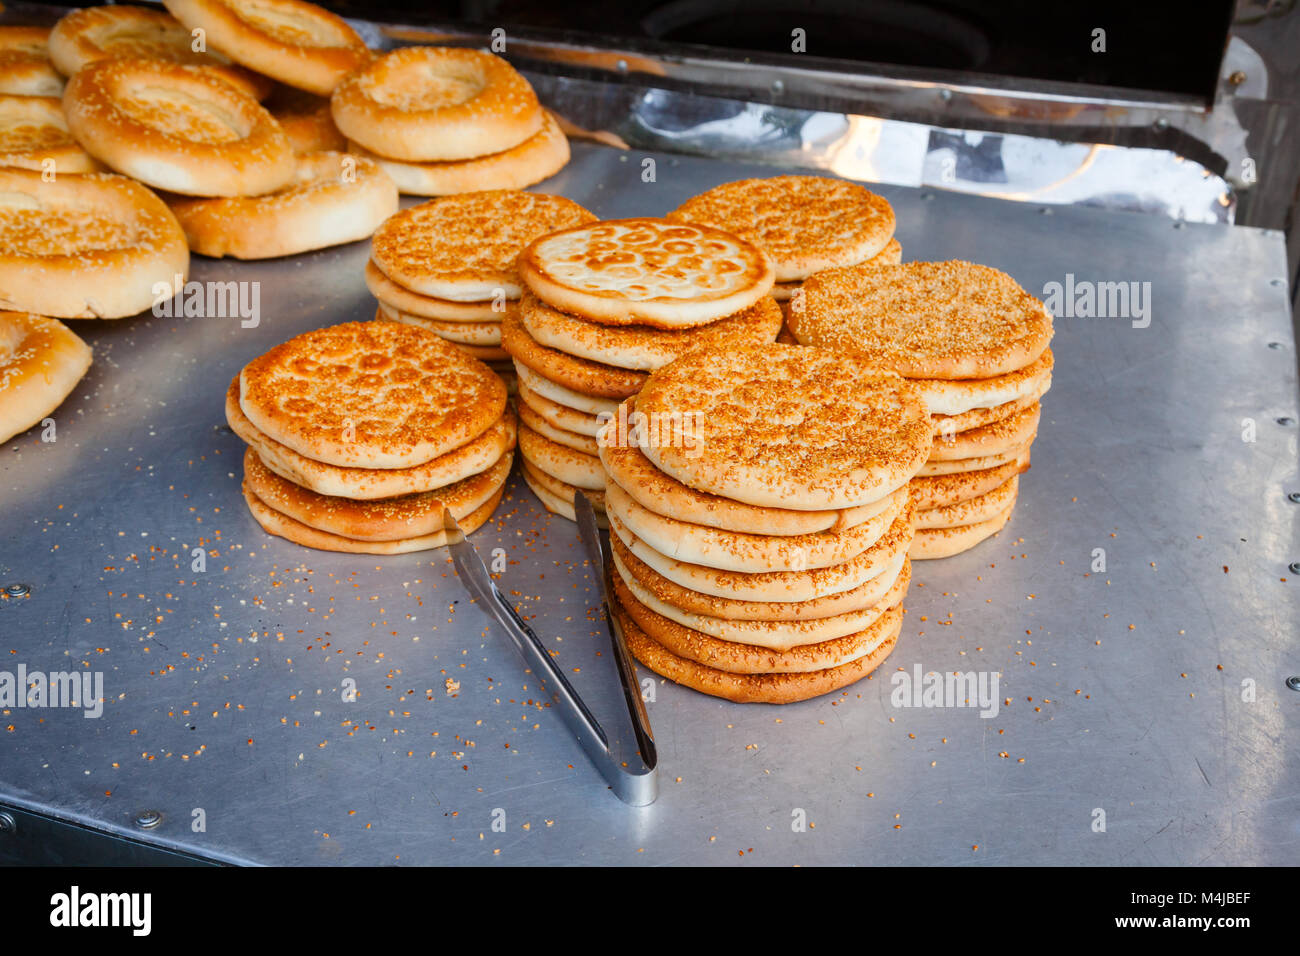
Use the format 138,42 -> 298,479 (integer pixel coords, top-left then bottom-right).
0,142 -> 1296,866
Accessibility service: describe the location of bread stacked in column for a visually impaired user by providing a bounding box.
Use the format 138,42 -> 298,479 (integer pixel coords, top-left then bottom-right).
507,218 -> 781,523
601,344 -> 931,703
788,260 -> 1054,558
228,321 -> 517,554
666,175 -> 901,336
367,190 -> 595,374
333,46 -> 571,196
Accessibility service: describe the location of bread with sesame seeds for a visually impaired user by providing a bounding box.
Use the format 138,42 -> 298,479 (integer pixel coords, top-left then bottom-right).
518,218 -> 775,329
908,349 -> 1053,417
668,175 -> 896,283
347,110 -> 570,196
0,95 -> 100,174
612,588 -> 902,703
332,46 -> 543,161
501,307 -> 646,399
520,457 -> 607,526
164,0 -> 369,96
0,27 -> 64,97
915,442 -> 1033,476
375,301 -> 501,346
635,344 -> 931,510
63,58 -> 295,197
770,237 -> 902,301
913,475 -> 1018,529
929,402 -> 1040,461
907,459 -> 1023,510
238,321 -> 507,469
49,5 -> 271,101
909,499 -> 1015,559
365,258 -> 504,322
370,190 -> 595,301
0,168 -> 189,319
516,376 -> 602,437
516,397 -> 598,456
512,360 -> 618,417
517,420 -> 603,490
166,151 -> 397,258
0,312 -> 92,445
225,378 -> 517,499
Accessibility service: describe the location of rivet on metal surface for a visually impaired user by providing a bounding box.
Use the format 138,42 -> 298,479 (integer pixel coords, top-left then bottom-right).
1039,207 -> 1053,215
1277,418 -> 1296,427
771,79 -> 784,95
1269,342 -> 1285,349
134,810 -> 162,829
1173,221 -> 1184,229
920,192 -> 934,201
4,583 -> 29,598
615,59 -> 628,73
1271,278 -> 1284,287
1290,563 -> 1300,576
0,812 -> 15,834
1153,117 -> 1169,131
1228,70 -> 1247,87
1286,677 -> 1300,692
938,88 -> 953,102
1289,493 -> 1300,503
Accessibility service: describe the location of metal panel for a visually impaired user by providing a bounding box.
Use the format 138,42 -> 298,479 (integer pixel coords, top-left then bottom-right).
0,143 -> 1296,865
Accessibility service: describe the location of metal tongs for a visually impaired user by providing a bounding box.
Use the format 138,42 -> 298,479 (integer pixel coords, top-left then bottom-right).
440,493 -> 658,805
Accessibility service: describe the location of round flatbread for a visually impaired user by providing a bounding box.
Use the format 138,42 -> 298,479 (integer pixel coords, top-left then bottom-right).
668,175 -> 895,282
636,343 -> 930,509
0,311 -> 93,444
521,461 -> 607,526
348,110 -> 569,195
0,27 -> 64,97
516,376 -> 602,437
48,5 -> 269,100
930,402 -> 1040,462
915,441 -> 1032,476
501,307 -> 646,399
63,58 -> 294,197
265,85 -> 346,152
517,420 -> 603,490
516,397 -> 597,456
239,320 -> 506,469
243,483 -> 503,554
163,0 -> 369,96
519,217 -> 774,329
371,190 -> 595,301
610,505 -> 914,603
519,289 -> 781,372
365,258 -> 502,321
930,379 -> 1047,436
332,46 -> 542,161
913,475 -> 1017,529
167,151 -> 397,258
910,349 -> 1054,417
789,260 -> 1054,379
613,593 -> 901,703
0,95 -> 99,174
513,360 -> 618,417
0,168 -> 189,319
226,378 -> 517,498
908,459 -> 1023,510
375,301 -> 501,346
910,501 -> 1015,559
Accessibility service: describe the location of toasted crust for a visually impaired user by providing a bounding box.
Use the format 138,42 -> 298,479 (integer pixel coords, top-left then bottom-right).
789,260 -> 1054,379
48,5 -> 269,100
605,480 -> 905,574
930,379 -> 1047,436
520,462 -> 607,527
332,46 -> 542,161
243,445 -> 511,540
226,378 -> 517,498
616,561 -> 909,658
516,397 -> 598,456
266,86 -> 346,152
167,151 -> 397,258
613,593 -> 901,703
365,259 -> 502,321
0,311 -> 93,444
516,377 -> 601,436
0,27 -> 64,97
373,306 -> 509,359
908,459 -> 1023,510
517,420 -> 604,490
243,482 -> 503,553
519,218 -> 775,329
163,0 -> 369,96
668,175 -> 895,282
519,289 -> 782,372
636,344 -> 931,510
930,402 -> 1040,461
375,301 -> 501,346
913,475 -> 1017,529
63,59 -> 295,197
600,420 -> 901,537
347,110 -> 569,195
0,95 -> 99,174
371,190 -> 595,301
610,506 -> 915,604
610,528 -> 907,623
912,349 -> 1054,416
512,360 -> 618,417
909,501 -> 1015,559
239,321 -> 507,469
772,236 -> 902,301
0,168 -> 189,319
501,307 -> 646,399
916,441 -> 1033,476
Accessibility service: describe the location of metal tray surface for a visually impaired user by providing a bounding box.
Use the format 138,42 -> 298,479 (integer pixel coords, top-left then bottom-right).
0,143 -> 1295,866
